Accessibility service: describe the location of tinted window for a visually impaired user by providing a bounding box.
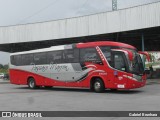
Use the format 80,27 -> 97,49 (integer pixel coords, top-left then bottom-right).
64,49 -> 79,63
100,46 -> 111,65
80,48 -> 101,62
11,55 -> 21,66
34,53 -> 46,65
47,51 -> 63,64
10,56 -> 15,65
21,54 -> 33,65
113,53 -> 126,71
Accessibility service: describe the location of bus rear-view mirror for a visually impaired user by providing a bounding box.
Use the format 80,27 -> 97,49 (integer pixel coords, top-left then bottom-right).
138,51 -> 150,62
127,51 -> 134,61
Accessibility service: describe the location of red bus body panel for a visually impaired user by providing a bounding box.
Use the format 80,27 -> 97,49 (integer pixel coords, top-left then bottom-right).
10,41 -> 146,90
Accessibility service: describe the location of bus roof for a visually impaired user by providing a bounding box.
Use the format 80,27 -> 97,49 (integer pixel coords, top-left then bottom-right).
11,41 -> 136,55
77,41 -> 136,50
11,45 -> 65,55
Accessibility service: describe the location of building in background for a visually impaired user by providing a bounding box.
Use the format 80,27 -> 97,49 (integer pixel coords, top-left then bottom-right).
0,1 -> 160,78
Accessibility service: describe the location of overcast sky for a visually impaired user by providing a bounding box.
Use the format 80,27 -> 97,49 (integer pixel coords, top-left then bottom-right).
0,0 -> 160,64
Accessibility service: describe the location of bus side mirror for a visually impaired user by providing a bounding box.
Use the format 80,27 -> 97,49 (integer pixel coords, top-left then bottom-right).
111,49 -> 134,61
145,69 -> 150,74
127,51 -> 134,61
138,51 -> 150,62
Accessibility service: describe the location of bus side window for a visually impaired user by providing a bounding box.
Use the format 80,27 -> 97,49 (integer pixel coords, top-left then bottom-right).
80,48 -> 101,63
10,56 -> 15,65
100,46 -> 112,66
21,54 -> 33,65
47,51 -> 63,64
113,53 -> 126,71
64,49 -> 79,63
34,53 -> 47,65
11,55 -> 21,66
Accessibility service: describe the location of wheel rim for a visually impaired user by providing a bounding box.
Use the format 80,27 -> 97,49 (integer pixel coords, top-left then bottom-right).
94,81 -> 101,91
29,80 -> 35,88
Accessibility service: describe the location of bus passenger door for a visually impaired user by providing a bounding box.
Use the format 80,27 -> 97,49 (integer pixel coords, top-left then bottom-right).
112,51 -> 128,88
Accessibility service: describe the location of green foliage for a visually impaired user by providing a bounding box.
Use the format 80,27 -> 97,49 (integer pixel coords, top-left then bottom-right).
0,64 -> 4,69
0,69 -> 8,74
0,64 -> 9,74
3,64 -> 9,69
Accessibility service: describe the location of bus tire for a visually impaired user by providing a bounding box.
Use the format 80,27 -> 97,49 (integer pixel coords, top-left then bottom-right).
28,78 -> 37,89
93,78 -> 105,93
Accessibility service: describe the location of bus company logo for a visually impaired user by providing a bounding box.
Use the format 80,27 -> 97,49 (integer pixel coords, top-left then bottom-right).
31,64 -> 69,72
1,112 -> 43,118
2,112 -> 11,118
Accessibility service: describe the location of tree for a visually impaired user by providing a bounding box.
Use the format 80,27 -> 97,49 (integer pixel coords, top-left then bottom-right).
0,64 -> 4,69
3,64 -> 9,69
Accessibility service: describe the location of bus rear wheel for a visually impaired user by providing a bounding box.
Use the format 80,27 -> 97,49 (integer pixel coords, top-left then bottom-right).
93,78 -> 105,93
28,78 -> 37,89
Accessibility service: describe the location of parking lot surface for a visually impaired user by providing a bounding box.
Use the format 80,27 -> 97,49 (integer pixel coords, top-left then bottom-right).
0,83 -> 160,120
0,83 -> 160,111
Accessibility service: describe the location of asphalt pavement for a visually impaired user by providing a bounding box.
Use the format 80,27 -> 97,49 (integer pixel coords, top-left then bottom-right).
0,79 -> 160,111
0,78 -> 160,120
0,79 -> 10,84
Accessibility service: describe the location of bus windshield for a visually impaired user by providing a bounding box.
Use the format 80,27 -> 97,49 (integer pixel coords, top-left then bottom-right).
100,47 -> 144,75
120,48 -> 145,75
128,53 -> 144,75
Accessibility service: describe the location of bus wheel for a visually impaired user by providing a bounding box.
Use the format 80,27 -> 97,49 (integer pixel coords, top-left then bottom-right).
28,78 -> 37,89
93,78 -> 105,93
